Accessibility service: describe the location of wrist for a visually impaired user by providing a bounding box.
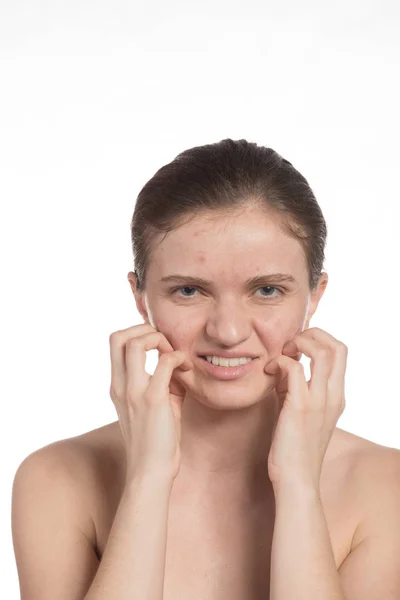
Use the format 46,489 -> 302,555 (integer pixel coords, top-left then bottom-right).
272,480 -> 320,500
125,471 -> 174,492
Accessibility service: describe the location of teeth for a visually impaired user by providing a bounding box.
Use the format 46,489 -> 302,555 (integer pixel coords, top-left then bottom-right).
206,356 -> 253,367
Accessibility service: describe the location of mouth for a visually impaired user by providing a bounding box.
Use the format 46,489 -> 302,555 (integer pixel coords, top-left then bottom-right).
199,356 -> 257,361
196,355 -> 259,379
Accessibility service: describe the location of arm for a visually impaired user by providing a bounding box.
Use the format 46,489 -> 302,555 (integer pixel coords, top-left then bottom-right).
12,444 -> 174,600
269,449 -> 400,600
270,483 -> 345,600
12,446 -> 100,600
85,475 -> 173,600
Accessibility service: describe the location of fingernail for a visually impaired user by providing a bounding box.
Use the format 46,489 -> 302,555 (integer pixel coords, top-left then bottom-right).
283,341 -> 297,353
265,359 -> 277,373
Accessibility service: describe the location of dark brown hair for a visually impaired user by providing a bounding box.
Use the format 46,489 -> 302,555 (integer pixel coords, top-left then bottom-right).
130,138 -> 327,293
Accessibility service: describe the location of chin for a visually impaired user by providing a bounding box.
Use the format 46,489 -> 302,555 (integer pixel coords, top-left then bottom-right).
185,385 -> 275,411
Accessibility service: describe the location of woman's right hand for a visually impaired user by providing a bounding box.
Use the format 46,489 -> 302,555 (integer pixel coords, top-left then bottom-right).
109,323 -> 193,484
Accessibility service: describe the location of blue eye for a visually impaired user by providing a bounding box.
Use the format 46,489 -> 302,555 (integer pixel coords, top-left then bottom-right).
257,286 -> 280,297
176,286 -> 198,297
171,286 -> 282,299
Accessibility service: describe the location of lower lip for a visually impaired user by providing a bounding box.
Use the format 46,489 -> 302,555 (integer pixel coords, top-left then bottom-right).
197,356 -> 259,380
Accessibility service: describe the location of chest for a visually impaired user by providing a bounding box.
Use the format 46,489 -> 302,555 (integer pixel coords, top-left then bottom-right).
94,471 -> 356,600
163,485 -> 354,600
162,496 -> 275,600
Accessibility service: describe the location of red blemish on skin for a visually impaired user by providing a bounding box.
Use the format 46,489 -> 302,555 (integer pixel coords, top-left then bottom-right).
155,319 -> 170,336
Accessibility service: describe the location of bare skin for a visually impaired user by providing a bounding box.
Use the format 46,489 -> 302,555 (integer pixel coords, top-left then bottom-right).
66,420 -> 391,600
50,206 -> 396,597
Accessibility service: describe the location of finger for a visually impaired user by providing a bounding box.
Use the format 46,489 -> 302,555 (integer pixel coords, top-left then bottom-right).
327,343 -> 347,414
295,328 -> 347,402
109,324 -> 156,396
287,335 -> 331,401
110,325 -> 173,399
265,355 -> 308,409
146,351 -> 188,404
300,327 -> 341,346
125,332 -> 176,399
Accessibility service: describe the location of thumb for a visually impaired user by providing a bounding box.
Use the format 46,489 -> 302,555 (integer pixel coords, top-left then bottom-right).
169,386 -> 186,425
169,375 -> 186,397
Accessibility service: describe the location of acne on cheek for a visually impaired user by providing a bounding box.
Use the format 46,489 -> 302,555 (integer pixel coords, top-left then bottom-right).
155,315 -> 303,354
153,319 -> 190,351
255,315 -> 303,352
153,317 -> 166,331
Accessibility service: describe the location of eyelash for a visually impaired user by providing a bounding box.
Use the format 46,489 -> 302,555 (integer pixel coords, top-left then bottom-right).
169,286 -> 284,300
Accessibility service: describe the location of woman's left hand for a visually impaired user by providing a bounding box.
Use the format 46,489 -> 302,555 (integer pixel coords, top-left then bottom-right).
265,327 -> 348,491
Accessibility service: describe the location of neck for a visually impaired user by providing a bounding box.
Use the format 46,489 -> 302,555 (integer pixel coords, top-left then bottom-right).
177,389 -> 280,491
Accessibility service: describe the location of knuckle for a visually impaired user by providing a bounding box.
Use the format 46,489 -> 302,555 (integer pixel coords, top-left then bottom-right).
109,383 -> 121,402
126,337 -> 141,351
158,351 -> 176,363
125,331 -> 160,351
318,348 -> 330,360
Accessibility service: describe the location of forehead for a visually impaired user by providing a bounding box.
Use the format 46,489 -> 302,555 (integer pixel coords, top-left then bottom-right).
149,209 -> 307,281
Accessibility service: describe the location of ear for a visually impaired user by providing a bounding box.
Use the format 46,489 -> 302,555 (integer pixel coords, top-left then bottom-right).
304,271 -> 329,329
127,271 -> 151,324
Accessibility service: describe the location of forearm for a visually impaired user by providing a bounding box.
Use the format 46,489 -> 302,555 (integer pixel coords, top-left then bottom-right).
85,475 -> 173,600
270,484 -> 346,600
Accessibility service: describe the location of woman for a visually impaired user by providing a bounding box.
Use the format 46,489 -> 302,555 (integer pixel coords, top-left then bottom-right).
12,139 -> 400,599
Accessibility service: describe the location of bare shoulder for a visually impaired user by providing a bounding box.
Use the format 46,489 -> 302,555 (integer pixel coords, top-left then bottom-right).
53,418 -> 127,501
25,420 -> 124,481
334,426 -> 400,484
335,427 -> 400,549
11,423 -> 124,596
20,421 -> 125,550
333,426 -> 399,460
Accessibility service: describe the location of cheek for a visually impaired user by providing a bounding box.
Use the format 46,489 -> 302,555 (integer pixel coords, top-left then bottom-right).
254,313 -> 304,351
152,317 -> 192,350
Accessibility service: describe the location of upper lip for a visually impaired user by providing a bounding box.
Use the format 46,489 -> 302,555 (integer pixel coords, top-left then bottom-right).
198,351 -> 260,359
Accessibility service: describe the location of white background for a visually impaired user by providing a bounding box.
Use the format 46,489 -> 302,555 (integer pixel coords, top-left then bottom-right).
2,0 -> 400,597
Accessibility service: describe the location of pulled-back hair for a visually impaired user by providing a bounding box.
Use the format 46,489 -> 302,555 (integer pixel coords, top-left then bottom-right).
130,138 -> 327,293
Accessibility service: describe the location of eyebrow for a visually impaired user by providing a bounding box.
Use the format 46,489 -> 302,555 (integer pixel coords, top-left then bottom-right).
160,273 -> 297,286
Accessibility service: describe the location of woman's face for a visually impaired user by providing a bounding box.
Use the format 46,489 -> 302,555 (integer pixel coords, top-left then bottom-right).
132,207 -> 327,409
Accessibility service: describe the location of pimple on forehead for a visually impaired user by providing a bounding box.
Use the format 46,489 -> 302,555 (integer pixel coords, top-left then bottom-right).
193,250 -> 207,264
192,227 -> 210,236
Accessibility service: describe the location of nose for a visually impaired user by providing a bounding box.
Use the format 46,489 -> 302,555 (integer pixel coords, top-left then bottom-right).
204,299 -> 253,347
